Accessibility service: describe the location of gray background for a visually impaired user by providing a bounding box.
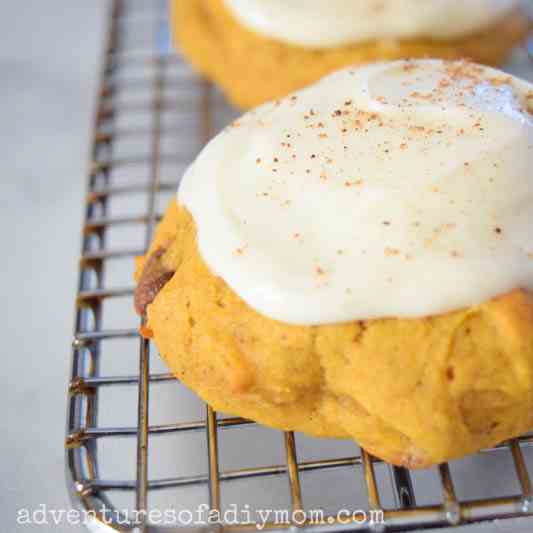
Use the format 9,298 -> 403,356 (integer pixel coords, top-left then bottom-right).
1,2 -> 533,533
1,1 -> 107,531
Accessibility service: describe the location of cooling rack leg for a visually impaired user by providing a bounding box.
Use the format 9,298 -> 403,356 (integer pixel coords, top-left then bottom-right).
361,449 -> 386,533
510,439 -> 533,512
284,432 -> 303,515
206,406 -> 221,512
389,466 -> 416,508
438,463 -> 461,526
135,337 -> 151,530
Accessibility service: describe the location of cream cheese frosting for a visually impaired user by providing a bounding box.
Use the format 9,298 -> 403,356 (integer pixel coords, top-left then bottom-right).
222,0 -> 521,48
178,60 -> 533,325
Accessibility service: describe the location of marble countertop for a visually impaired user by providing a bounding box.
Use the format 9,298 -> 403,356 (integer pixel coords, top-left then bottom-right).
1,2 -> 533,533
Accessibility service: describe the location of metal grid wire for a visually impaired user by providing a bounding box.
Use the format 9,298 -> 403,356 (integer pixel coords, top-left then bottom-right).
66,1 -> 533,531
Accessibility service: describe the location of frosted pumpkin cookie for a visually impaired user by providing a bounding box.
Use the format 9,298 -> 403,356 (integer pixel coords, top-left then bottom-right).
135,60 -> 533,468
169,0 -> 529,109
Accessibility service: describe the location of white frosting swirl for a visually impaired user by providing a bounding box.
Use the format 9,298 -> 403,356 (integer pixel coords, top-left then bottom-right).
179,60 -> 533,325
223,0 -> 521,48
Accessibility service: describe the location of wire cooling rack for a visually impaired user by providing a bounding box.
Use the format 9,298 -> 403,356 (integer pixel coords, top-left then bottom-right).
66,1 -> 533,531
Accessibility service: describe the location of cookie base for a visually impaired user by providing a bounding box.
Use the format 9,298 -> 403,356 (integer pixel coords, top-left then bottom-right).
135,200 -> 533,468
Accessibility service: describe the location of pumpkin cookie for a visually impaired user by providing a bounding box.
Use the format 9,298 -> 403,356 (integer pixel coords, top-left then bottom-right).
170,0 -> 529,108
136,61 -> 533,467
